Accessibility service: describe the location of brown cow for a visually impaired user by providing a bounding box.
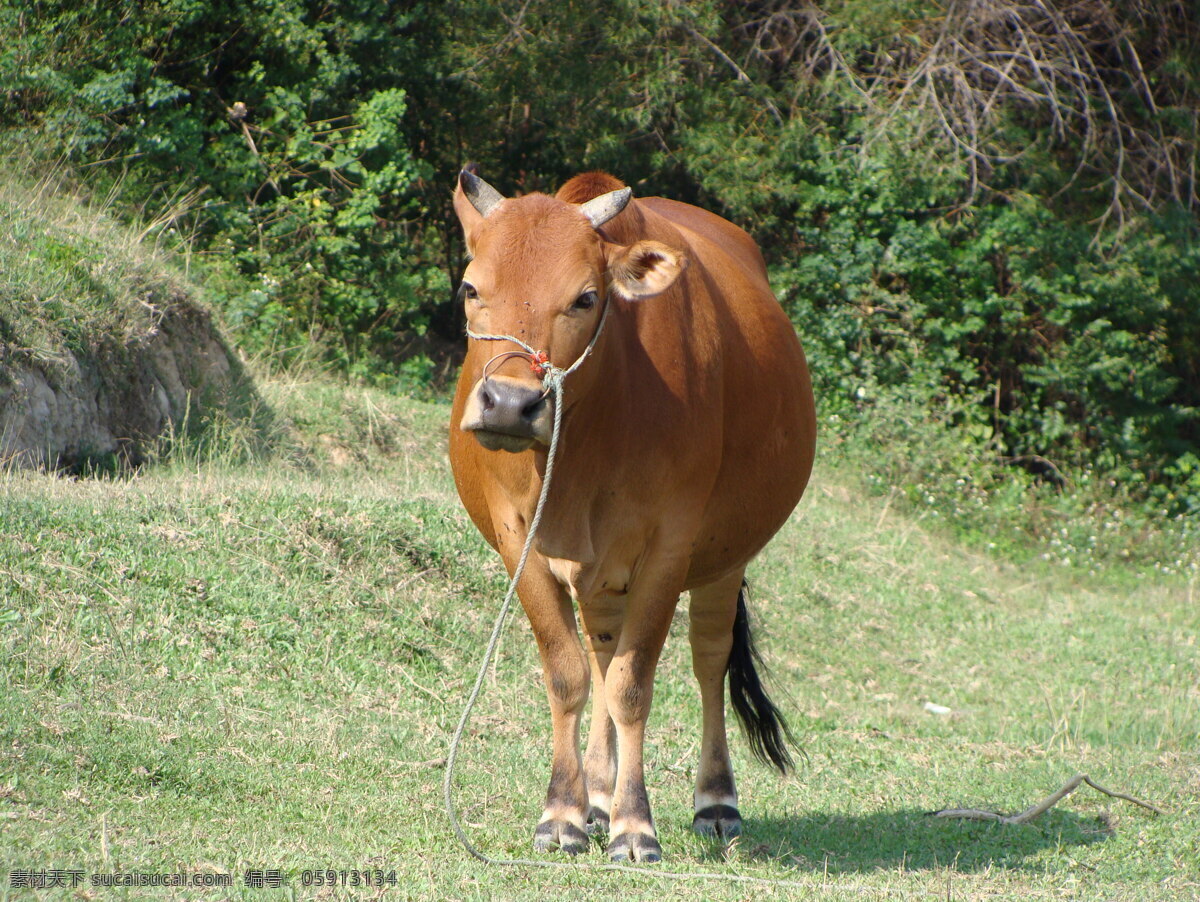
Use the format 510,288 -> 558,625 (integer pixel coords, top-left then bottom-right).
448,168 -> 816,862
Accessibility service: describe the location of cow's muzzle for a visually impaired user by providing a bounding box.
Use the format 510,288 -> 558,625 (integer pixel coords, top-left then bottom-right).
460,375 -> 553,452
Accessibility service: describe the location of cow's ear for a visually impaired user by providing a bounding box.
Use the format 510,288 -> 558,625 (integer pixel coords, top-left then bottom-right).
606,240 -> 687,300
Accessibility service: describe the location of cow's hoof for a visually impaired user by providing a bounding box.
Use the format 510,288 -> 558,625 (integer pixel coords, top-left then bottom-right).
586,806 -> 610,836
533,820 -> 589,856
607,831 -> 662,863
692,804 -> 742,839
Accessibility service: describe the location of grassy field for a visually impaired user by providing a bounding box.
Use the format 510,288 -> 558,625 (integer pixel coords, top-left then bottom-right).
2,372 -> 1197,900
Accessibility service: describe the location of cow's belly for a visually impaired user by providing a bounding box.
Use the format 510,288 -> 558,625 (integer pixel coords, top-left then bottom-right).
685,355 -> 816,588
683,464 -> 807,589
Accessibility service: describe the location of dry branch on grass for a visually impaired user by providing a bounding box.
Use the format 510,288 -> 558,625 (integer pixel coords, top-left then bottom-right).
929,773 -> 1167,825
733,0 -> 1199,230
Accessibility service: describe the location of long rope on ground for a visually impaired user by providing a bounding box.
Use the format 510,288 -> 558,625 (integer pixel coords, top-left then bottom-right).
442,310 -> 1165,889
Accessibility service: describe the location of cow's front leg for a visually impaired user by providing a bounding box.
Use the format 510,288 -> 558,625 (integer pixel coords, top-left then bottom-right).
518,563 -> 591,855
578,597 -> 624,836
601,572 -> 684,863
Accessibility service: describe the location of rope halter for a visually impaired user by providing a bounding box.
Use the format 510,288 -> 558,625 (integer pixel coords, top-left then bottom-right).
465,297 -> 611,397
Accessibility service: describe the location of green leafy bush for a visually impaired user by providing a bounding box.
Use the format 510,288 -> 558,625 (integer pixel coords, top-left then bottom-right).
2,0 -> 436,360
772,135 -> 1200,513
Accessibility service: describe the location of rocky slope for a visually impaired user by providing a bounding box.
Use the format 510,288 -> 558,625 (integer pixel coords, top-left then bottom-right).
0,292 -> 245,470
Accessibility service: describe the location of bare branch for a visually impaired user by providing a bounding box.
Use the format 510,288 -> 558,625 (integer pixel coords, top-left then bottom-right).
824,0 -> 1200,231
683,25 -> 784,127
930,773 -> 1167,824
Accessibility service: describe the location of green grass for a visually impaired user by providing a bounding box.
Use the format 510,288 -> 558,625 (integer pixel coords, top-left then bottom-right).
818,392 -> 1200,580
1,377 -> 1197,901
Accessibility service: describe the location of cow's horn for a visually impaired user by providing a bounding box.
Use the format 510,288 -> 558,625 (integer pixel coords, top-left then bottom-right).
579,187 -> 632,228
460,169 -> 505,219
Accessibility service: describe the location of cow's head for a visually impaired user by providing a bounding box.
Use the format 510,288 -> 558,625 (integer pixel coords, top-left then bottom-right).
454,169 -> 686,452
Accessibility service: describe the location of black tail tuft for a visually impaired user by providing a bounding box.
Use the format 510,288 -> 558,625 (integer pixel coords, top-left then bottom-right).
728,581 -> 794,773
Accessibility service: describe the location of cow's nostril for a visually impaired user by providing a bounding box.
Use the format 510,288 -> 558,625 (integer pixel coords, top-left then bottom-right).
472,377 -> 547,441
521,396 -> 546,421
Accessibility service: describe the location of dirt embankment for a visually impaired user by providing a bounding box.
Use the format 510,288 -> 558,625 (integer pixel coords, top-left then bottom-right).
0,296 -> 244,470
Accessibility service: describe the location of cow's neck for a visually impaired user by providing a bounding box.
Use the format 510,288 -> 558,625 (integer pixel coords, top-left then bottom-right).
506,205 -> 712,568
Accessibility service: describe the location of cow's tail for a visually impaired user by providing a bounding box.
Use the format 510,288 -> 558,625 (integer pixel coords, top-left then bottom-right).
728,580 -> 794,773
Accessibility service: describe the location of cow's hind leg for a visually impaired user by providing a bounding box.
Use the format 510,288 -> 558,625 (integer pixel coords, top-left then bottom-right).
519,564 -> 591,856
692,576 -> 796,839
687,569 -> 745,839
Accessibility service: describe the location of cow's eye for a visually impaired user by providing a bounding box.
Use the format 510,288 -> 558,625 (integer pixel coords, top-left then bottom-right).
458,281 -> 478,302
573,290 -> 598,311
